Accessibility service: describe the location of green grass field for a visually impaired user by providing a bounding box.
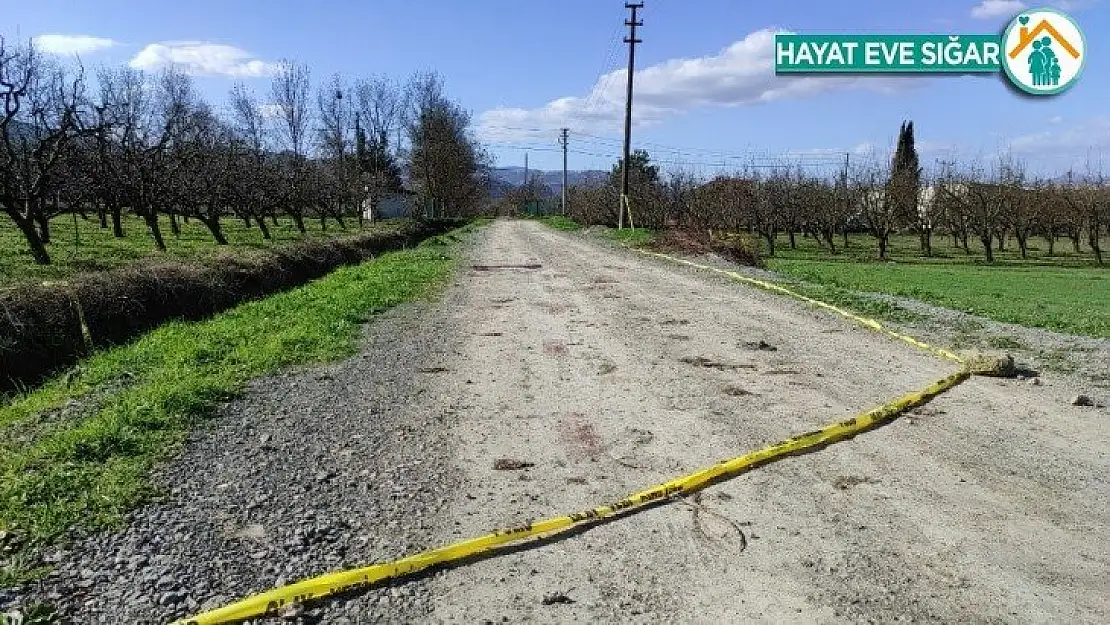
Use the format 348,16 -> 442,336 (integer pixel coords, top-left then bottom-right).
767,233 -> 1110,338
0,213 -> 377,288
0,223 -> 479,584
534,218 -> 1108,339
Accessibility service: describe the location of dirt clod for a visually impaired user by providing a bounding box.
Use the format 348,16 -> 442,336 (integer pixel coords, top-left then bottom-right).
833,476 -> 877,490
681,356 -> 756,371
1071,394 -> 1095,407
541,592 -> 575,605
742,340 -> 777,352
963,351 -> 1017,377
492,459 -> 535,471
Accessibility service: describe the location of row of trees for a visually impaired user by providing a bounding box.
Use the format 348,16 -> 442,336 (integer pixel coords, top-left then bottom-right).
566,124 -> 1109,264
0,36 -> 490,264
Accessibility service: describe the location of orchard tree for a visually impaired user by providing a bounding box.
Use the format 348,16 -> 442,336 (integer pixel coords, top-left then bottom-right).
406,72 -> 489,217
0,37 -> 89,264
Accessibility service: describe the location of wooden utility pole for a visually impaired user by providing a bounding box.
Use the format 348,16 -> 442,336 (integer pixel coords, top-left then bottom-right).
619,2 -> 643,230
560,128 -> 569,215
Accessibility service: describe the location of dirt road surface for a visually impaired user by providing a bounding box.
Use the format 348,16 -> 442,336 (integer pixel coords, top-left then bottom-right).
10,219 -> 1108,624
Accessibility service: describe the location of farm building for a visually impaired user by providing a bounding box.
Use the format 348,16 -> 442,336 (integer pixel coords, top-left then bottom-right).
362,189 -> 418,221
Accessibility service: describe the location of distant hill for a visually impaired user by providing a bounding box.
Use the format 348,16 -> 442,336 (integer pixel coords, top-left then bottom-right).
490,167 -> 609,194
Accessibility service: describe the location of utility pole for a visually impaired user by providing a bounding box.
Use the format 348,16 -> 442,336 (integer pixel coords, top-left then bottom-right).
619,2 -> 643,230
560,128 -> 569,216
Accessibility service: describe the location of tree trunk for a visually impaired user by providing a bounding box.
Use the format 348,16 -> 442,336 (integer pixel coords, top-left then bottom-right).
98,201 -> 108,229
6,208 -> 52,264
1046,233 -> 1055,256
980,233 -> 994,262
1090,223 -> 1103,265
996,233 -> 1005,252
920,227 -> 932,256
201,215 -> 228,245
878,234 -> 889,260
788,230 -> 797,249
291,211 -> 306,234
1016,231 -> 1028,259
34,204 -> 51,245
1071,232 -> 1081,252
169,211 -> 181,237
842,229 -> 849,248
111,205 -> 125,238
255,211 -> 272,240
762,231 -> 775,257
144,210 -> 167,251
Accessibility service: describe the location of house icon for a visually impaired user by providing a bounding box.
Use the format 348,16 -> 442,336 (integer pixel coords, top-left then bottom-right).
1008,17 -> 1081,60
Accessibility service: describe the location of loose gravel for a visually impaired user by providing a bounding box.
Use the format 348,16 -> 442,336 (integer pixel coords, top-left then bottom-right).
3,294 -> 465,624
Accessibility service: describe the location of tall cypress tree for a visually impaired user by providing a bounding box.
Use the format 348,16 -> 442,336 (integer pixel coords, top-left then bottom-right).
889,120 -> 921,229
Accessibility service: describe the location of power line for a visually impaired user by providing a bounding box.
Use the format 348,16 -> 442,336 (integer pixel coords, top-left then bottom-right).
583,17 -> 627,114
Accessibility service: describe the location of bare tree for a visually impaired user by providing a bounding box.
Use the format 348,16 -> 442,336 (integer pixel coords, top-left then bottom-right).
406,72 -> 489,217
356,75 -> 402,150
853,161 -> 899,259
270,59 -> 311,233
0,37 -> 89,264
1062,166 -> 1106,265
228,82 -> 272,238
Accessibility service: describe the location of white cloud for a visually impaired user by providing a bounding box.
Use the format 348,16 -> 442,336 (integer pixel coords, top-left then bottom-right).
1007,115 -> 1110,155
129,42 -> 278,77
33,34 -> 116,55
478,29 -> 922,141
971,0 -> 1026,19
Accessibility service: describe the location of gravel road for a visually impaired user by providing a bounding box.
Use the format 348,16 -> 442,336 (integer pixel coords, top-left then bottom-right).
6,219 -> 1108,624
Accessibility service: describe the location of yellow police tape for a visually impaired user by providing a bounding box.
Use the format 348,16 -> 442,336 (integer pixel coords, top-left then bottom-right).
176,245 -> 972,625
175,366 -> 969,625
636,250 -> 966,365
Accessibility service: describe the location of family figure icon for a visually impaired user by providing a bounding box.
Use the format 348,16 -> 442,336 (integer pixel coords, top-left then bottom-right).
1004,10 -> 1084,94
1028,37 -> 1061,86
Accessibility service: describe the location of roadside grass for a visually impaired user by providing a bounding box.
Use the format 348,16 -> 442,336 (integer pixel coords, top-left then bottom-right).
603,227 -> 654,247
532,215 -> 582,231
0,222 -> 478,582
781,281 -> 925,325
767,258 -> 1110,338
0,213 -> 393,289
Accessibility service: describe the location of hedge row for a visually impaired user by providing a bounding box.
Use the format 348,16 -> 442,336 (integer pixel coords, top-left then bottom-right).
0,219 -> 460,393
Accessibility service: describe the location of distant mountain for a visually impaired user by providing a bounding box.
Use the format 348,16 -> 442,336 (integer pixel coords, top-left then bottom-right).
490,167 -> 609,193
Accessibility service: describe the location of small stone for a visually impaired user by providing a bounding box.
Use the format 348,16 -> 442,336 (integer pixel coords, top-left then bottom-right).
280,602 -> 305,620
542,592 -> 575,605
1027,377 -> 1042,386
159,590 -> 185,606
1071,394 -> 1095,407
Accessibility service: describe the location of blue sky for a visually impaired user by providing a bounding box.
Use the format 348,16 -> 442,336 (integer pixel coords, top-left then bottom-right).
4,0 -> 1107,177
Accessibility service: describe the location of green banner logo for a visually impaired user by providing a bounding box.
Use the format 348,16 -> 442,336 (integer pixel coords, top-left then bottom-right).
774,6 -> 1085,95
